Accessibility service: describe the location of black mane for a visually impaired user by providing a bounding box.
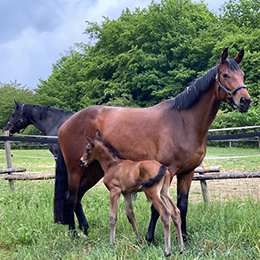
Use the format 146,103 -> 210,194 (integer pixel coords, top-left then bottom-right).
23,104 -> 73,120
170,66 -> 216,110
170,58 -> 241,110
95,135 -> 125,160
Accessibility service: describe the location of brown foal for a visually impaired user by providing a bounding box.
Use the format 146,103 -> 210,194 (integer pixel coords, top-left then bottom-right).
80,130 -> 184,257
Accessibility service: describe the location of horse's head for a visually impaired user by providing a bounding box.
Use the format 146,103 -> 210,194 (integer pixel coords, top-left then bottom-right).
3,100 -> 29,135
216,48 -> 251,113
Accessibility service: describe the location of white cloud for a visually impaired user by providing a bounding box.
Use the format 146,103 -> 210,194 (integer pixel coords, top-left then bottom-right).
0,0 -> 225,89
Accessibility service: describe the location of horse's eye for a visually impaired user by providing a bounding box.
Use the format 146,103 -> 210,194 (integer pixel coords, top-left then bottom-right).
222,73 -> 229,78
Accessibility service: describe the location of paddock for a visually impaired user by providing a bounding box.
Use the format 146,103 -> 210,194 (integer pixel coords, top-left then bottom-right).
0,143 -> 260,259
0,130 -> 260,259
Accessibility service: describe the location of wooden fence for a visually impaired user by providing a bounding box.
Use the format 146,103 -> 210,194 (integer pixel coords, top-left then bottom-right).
1,129 -> 260,202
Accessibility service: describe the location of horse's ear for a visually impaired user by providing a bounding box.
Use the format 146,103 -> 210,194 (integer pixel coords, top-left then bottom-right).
86,136 -> 95,147
14,100 -> 21,108
221,47 -> 229,64
234,49 -> 244,64
96,129 -> 101,138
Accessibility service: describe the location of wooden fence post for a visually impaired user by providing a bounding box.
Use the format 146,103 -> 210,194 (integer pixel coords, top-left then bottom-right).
200,178 -> 210,204
198,163 -> 210,204
3,131 -> 14,191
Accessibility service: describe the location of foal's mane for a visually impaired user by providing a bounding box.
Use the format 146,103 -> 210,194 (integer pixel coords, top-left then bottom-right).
170,58 -> 241,110
94,135 -> 125,160
23,104 -> 73,120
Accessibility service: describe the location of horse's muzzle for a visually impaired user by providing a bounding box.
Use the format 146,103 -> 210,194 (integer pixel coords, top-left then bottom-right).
238,97 -> 251,113
80,158 -> 87,167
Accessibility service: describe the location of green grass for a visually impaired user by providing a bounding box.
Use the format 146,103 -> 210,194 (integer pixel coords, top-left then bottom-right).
204,147 -> 260,172
0,147 -> 259,259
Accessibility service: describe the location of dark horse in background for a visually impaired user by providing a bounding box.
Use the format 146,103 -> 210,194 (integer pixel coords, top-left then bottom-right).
54,48 -> 251,242
3,100 -> 74,158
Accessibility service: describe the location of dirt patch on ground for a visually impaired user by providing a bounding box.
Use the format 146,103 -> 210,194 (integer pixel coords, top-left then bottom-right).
170,177 -> 260,203
95,174 -> 260,203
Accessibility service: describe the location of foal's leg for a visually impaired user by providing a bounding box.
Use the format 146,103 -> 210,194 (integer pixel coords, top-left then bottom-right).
123,192 -> 141,243
147,192 -> 171,257
161,188 -> 185,252
177,170 -> 194,242
109,188 -> 121,246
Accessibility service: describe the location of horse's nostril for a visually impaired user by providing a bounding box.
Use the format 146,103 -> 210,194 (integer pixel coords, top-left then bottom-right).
239,97 -> 251,112
240,97 -> 246,107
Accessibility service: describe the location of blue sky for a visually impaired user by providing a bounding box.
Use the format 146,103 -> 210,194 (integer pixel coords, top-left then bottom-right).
0,0 -> 226,90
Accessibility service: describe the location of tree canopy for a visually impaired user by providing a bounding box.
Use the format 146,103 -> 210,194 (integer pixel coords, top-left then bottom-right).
2,0 -> 260,131
0,82 -> 34,130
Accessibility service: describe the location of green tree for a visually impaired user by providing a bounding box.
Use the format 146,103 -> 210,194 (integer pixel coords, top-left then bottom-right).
220,0 -> 260,30
34,0 -> 259,128
36,0 -> 218,108
0,82 -> 34,130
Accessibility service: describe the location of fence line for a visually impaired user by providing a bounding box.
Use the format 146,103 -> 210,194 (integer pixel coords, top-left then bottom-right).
1,131 -> 260,143
1,129 -> 260,201
208,125 -> 260,132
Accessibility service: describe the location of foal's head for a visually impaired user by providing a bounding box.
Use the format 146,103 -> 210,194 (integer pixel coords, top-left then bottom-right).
80,135 -> 101,167
80,130 -> 123,168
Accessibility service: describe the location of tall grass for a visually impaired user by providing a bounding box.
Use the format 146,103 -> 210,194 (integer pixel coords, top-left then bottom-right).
0,148 -> 259,259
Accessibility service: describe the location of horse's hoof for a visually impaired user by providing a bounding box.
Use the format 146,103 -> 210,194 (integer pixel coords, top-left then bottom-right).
79,225 -> 88,236
164,250 -> 171,257
69,229 -> 79,239
109,241 -> 115,247
145,233 -> 154,244
182,233 -> 187,243
179,245 -> 186,253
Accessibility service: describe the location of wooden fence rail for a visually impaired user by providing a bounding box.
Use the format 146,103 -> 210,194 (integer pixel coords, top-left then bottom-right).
1,130 -> 260,202
4,173 -> 55,181
193,172 -> 260,181
0,167 -> 26,174
2,166 -> 221,181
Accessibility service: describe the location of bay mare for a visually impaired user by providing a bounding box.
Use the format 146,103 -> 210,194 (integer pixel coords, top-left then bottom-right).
54,48 -> 251,242
3,100 -> 74,158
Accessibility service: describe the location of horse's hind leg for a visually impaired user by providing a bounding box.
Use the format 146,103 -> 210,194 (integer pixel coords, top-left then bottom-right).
148,194 -> 171,257
145,204 -> 160,243
161,188 -> 185,252
123,192 -> 141,243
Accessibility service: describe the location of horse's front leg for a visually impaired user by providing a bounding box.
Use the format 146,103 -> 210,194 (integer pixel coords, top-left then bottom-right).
75,162 -> 104,235
66,191 -> 78,238
109,188 -> 121,246
66,168 -> 86,237
176,170 -> 194,242
75,200 -> 89,235
123,192 -> 141,243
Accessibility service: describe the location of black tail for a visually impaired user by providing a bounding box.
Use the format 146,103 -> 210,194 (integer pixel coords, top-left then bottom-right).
140,165 -> 167,188
54,147 -> 70,224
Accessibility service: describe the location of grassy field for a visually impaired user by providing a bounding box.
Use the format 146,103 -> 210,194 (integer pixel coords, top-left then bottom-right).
0,147 -> 259,260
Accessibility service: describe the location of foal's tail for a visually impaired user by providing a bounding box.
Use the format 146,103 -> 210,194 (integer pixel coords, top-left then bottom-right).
54,147 -> 69,224
140,165 -> 167,187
